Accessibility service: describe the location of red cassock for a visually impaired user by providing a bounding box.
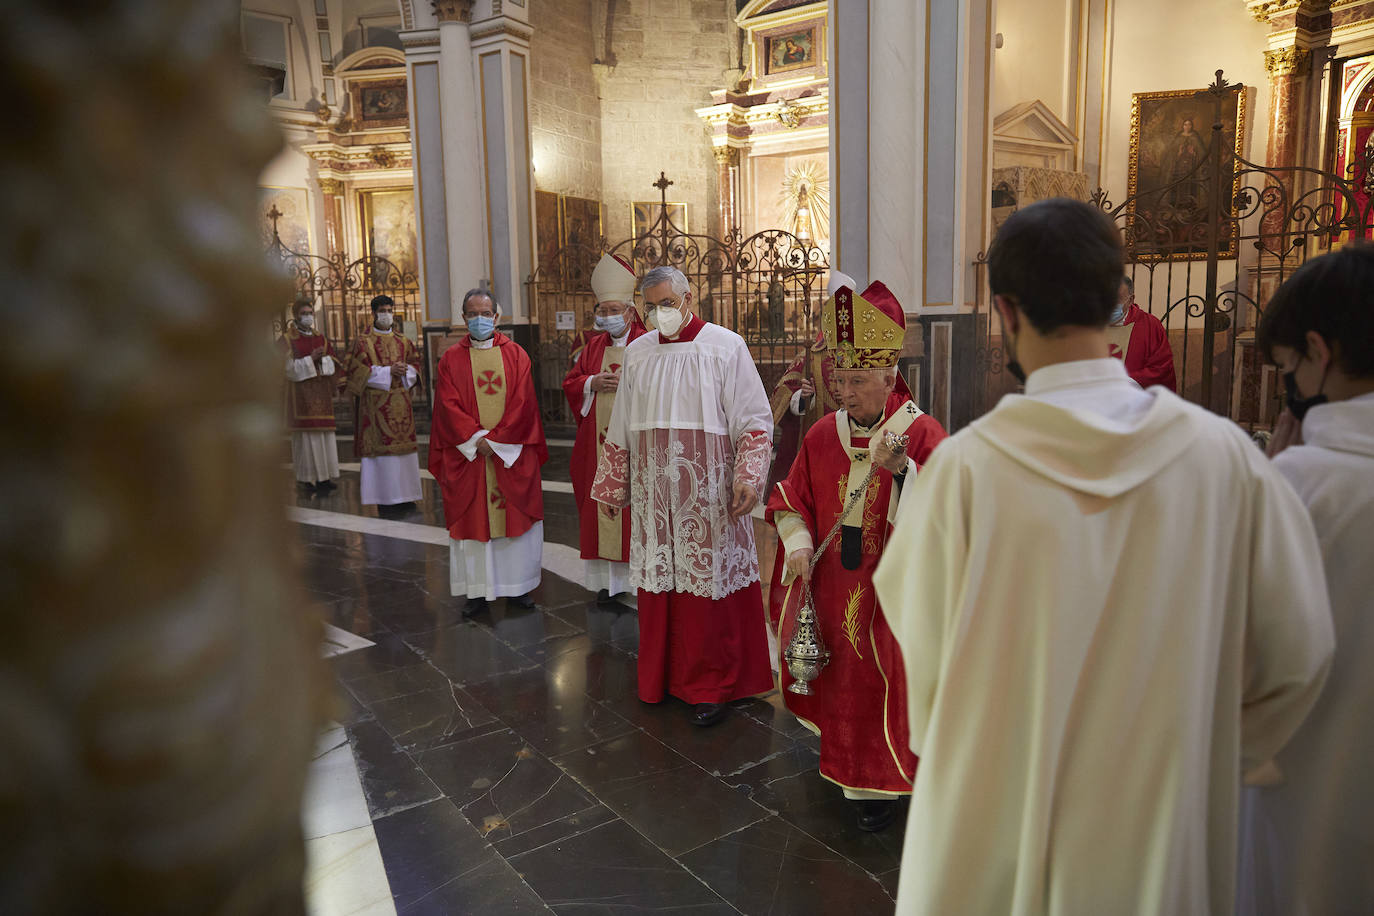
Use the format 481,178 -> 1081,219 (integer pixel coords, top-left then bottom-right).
766,390 -> 947,794
561,323 -> 647,561
429,333 -> 548,542
1110,303 -> 1177,391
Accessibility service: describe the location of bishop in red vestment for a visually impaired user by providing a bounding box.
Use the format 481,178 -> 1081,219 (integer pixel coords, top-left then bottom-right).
346,296 -> 423,512
281,299 -> 342,490
430,290 -> 548,615
1109,276 -> 1177,390
562,254 -> 647,601
767,281 -> 947,833
590,265 -> 775,727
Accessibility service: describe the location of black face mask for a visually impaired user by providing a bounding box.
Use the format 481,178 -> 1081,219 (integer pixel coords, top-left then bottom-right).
1004,323 -> 1027,384
1283,370 -> 1327,421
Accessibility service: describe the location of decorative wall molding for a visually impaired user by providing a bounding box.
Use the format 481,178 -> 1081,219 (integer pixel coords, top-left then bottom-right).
1265,46 -> 1313,75
432,0 -> 475,23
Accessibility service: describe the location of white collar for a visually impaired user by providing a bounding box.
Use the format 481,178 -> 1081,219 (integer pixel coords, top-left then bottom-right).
1024,358 -> 1132,396
611,331 -> 629,347
373,326 -> 393,335
472,335 -> 495,349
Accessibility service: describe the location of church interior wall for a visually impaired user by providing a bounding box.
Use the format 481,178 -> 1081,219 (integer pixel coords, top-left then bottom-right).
596,0 -> 734,241
993,0 -> 1082,137
529,0 -> 605,203
1102,0 -> 1270,329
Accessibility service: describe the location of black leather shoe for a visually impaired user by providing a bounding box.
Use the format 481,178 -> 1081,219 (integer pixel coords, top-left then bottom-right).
508,592 -> 536,609
690,703 -> 727,727
595,588 -> 612,604
856,800 -> 895,833
315,479 -> 337,492
462,596 -> 488,618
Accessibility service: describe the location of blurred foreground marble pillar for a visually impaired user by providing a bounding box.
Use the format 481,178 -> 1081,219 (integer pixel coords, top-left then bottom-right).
0,3 -> 323,912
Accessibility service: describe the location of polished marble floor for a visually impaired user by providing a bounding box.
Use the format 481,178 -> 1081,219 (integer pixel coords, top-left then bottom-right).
294,438 -> 907,914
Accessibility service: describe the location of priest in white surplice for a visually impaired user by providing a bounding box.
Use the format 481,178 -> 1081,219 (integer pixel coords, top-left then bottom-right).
590,265 -> 774,727
873,199 -> 1334,916
281,298 -> 341,491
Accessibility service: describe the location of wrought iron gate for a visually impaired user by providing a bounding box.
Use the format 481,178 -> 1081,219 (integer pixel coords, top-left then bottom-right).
526,173 -> 831,429
265,206 -> 425,406
975,70 -> 1374,429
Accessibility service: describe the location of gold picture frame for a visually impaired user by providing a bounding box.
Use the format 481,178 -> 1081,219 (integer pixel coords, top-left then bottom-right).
558,195 -> 602,251
1125,83 -> 1247,262
764,24 -> 819,75
631,201 -> 689,239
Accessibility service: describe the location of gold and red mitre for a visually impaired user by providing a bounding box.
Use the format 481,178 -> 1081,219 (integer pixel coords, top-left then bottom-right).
591,253 -> 637,303
821,280 -> 905,369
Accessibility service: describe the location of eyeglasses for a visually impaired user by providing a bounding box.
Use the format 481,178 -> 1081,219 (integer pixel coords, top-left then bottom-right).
649,297 -> 680,310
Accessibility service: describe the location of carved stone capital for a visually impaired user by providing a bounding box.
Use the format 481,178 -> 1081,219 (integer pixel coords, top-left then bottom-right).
432,0 -> 474,23
1264,46 -> 1312,77
318,178 -> 342,195
713,145 -> 739,166
1247,0 -> 1330,23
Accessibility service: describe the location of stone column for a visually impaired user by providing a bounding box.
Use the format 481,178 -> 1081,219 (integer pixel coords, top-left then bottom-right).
470,1 -> 536,325
2,1 -> 320,909
402,0 -> 486,327
1264,47 -> 1312,172
318,177 -> 344,255
829,0 -> 993,431
714,145 -> 740,234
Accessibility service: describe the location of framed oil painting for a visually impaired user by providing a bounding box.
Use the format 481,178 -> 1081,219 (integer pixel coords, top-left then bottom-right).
766,26 -> 817,74
359,188 -> 418,277
535,190 -> 561,278
352,78 -> 408,128
1125,84 -> 1246,261
631,201 -> 688,239
559,196 -> 602,251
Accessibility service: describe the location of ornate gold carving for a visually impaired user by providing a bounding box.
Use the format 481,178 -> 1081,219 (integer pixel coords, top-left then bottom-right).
368,145 -> 397,168
776,98 -> 804,129
1265,47 -> 1312,77
314,101 -> 332,123
431,0 -> 474,23
317,178 -> 342,195
712,145 -> 739,166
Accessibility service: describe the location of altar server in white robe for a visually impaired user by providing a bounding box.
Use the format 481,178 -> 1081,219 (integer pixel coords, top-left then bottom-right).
590,265 -> 775,727
1237,242 -> 1374,916
873,198 -> 1334,916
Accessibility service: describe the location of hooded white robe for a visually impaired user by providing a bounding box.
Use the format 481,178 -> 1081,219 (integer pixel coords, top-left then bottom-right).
1237,390 -> 1374,916
873,358 -> 1334,916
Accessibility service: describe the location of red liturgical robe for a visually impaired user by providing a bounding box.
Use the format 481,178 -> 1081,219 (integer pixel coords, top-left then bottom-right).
281,328 -> 340,430
562,323 -> 646,562
346,329 -> 422,457
430,333 -> 548,543
766,391 -> 947,794
1108,304 -> 1177,391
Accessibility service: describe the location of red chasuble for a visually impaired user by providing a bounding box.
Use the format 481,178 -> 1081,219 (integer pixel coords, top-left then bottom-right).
281,328 -> 340,430
429,333 -> 548,543
766,390 -> 946,794
1108,303 -> 1177,391
562,322 -> 647,562
346,329 -> 422,457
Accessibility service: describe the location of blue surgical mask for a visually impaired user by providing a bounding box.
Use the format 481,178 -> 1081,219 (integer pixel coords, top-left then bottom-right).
467,315 -> 496,340
595,314 -> 628,337
1109,303 -> 1127,325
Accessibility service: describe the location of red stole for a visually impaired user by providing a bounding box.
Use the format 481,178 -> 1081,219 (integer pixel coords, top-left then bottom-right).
281,329 -> 338,430
429,333 -> 548,542
562,324 -> 647,561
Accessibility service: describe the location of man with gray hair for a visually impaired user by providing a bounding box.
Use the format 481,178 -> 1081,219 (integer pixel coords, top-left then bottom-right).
590,265 -> 775,727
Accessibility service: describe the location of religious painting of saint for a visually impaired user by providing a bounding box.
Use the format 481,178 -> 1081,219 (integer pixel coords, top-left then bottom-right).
559,196 -> 602,251
766,27 -> 816,74
353,78 -> 409,127
259,186 -> 312,254
1126,84 -> 1246,261
360,188 -> 418,278
631,202 -> 688,240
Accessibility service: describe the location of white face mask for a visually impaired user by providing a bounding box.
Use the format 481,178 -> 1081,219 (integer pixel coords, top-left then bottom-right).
655,304 -> 685,338
298,313 -> 314,329
375,312 -> 394,330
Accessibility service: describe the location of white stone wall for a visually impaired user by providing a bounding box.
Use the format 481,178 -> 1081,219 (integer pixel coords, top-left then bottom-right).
596,0 -> 733,242
529,0 -> 604,201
